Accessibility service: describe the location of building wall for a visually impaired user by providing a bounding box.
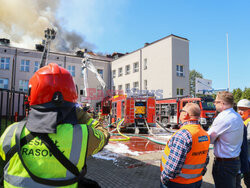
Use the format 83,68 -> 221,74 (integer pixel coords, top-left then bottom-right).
111,35 -> 189,99
141,37 -> 173,98
0,45 -> 112,107
172,37 -> 189,97
0,34 -> 189,108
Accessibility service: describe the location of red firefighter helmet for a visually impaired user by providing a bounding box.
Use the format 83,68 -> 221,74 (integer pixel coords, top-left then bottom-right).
28,63 -> 78,106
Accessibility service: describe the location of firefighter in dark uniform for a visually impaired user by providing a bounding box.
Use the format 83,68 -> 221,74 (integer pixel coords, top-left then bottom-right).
0,63 -> 109,187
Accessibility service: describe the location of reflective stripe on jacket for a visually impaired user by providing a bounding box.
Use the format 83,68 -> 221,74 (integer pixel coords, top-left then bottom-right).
0,122 -> 89,188
161,124 -> 210,184
244,118 -> 250,127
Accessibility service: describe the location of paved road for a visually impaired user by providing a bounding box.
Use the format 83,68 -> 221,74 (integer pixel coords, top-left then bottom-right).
86,149 -> 246,188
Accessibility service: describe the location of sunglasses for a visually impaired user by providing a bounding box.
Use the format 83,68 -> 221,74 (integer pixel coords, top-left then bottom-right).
180,109 -> 187,113
213,100 -> 223,104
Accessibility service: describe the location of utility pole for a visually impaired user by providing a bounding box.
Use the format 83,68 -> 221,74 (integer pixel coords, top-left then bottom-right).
226,33 -> 230,91
39,28 -> 56,68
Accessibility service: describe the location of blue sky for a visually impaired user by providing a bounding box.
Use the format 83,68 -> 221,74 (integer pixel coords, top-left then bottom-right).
57,0 -> 250,91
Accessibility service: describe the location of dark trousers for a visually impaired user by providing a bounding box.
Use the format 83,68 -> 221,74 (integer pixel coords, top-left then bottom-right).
160,180 -> 202,188
243,172 -> 250,188
212,159 -> 240,188
236,173 -> 242,188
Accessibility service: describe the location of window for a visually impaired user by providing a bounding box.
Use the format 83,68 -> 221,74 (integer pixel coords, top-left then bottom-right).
118,85 -> 122,90
133,62 -> 139,73
133,81 -> 139,89
125,65 -> 130,75
112,86 -> 116,95
97,69 -> 104,78
34,61 -> 39,72
177,88 -> 184,96
80,89 -> 84,96
19,80 -> 29,92
118,67 -> 123,77
125,83 -> 130,92
144,58 -> 147,70
68,65 -> 75,77
112,70 -> 116,78
144,80 -> 147,90
176,65 -> 184,77
0,57 -> 10,70
20,60 -> 30,72
118,85 -> 123,94
0,78 -> 8,89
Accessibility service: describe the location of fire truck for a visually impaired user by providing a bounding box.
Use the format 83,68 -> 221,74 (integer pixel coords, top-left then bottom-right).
156,96 -> 216,130
101,94 -> 156,134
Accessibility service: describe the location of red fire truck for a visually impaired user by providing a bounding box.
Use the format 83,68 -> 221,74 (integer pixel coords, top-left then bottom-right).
102,94 -> 156,134
156,96 -> 216,130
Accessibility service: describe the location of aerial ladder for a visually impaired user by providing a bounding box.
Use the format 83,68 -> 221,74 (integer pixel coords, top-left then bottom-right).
39,28 -> 56,68
81,53 -> 106,105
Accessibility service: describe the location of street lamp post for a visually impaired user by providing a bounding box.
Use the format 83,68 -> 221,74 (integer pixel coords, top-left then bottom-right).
226,33 -> 230,91
9,49 -> 29,121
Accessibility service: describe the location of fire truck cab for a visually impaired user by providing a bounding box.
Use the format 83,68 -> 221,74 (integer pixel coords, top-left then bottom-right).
107,94 -> 156,134
156,96 -> 216,130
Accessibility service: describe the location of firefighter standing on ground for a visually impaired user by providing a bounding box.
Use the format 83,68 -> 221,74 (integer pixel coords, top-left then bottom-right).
237,99 -> 250,187
0,63 -> 109,187
160,103 -> 210,188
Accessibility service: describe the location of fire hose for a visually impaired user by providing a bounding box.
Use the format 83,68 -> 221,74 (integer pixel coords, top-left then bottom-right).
106,118 -> 214,149
109,119 -> 131,141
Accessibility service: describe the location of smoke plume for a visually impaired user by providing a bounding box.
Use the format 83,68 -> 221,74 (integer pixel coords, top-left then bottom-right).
0,0 -> 95,52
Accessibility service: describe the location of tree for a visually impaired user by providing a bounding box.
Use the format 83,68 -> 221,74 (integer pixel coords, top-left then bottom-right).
241,87 -> 250,100
232,88 -> 242,103
189,70 -> 203,97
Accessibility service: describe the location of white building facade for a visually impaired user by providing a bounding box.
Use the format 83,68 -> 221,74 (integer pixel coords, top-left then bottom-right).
111,34 -> 189,99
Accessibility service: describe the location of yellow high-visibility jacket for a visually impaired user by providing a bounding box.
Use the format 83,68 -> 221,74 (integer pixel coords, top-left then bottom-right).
0,117 -> 109,188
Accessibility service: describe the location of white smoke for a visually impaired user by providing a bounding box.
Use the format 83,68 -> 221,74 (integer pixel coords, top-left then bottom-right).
0,0 -> 95,52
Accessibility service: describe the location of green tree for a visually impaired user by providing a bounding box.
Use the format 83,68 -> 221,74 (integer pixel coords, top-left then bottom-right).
241,87 -> 250,100
232,88 -> 243,103
189,70 -> 203,97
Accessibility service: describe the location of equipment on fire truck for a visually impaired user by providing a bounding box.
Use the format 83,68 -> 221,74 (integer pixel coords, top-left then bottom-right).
156,96 -> 216,130
107,94 -> 156,134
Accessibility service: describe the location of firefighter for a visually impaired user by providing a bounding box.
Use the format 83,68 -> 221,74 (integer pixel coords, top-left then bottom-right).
160,103 -> 210,188
0,63 -> 109,187
237,99 -> 250,187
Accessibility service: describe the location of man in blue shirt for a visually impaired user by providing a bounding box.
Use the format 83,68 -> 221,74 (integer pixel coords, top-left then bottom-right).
208,91 -> 244,188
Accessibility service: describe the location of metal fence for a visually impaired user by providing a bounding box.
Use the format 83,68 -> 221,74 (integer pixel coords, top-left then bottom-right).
0,89 -> 27,135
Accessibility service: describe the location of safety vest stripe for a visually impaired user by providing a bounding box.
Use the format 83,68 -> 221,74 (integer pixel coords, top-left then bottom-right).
161,160 -> 165,169
66,124 -> 83,178
182,163 -> 205,169
162,153 -> 168,160
2,123 -> 19,155
4,172 -> 72,188
87,118 -> 98,128
87,118 -> 94,126
92,120 -> 98,127
178,172 -> 202,179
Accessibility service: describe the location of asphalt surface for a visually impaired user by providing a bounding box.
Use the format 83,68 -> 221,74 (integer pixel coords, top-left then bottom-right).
85,149 -> 247,188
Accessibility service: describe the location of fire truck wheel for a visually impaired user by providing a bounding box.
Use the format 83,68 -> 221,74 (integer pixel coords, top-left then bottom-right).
161,118 -> 168,126
139,128 -> 148,134
120,127 -> 135,134
171,124 -> 179,129
166,124 -> 171,128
